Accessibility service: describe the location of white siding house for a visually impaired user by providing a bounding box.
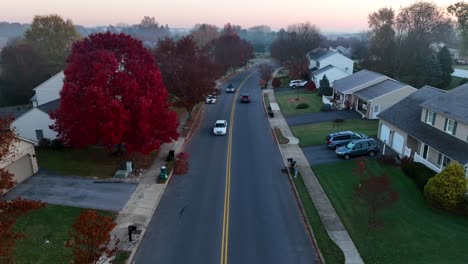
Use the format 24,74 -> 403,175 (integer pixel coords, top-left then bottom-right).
312,65 -> 350,88
31,71 -> 64,107
307,48 -> 354,88
0,137 -> 39,191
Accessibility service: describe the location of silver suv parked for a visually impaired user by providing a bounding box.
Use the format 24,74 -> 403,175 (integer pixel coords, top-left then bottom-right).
326,131 -> 367,149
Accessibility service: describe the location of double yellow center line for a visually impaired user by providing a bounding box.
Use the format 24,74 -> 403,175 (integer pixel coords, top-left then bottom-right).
220,70 -> 257,264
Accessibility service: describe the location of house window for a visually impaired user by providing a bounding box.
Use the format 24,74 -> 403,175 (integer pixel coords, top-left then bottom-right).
425,110 -> 436,125
444,118 -> 457,135
438,154 -> 451,167
422,144 -> 429,159
373,105 -> 380,113
35,130 -> 44,141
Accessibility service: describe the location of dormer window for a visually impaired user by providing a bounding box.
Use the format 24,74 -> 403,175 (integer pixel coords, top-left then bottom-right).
425,110 -> 436,125
444,118 -> 457,135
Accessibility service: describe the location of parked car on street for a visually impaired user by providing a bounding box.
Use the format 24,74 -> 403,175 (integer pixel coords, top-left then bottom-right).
289,80 -> 308,88
335,138 -> 380,160
213,120 -> 228,135
226,84 -> 235,93
206,94 -> 217,104
240,94 -> 250,103
326,131 -> 367,149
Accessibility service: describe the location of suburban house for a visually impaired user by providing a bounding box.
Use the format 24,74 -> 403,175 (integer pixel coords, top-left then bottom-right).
330,70 -> 417,119
334,45 -> 352,58
12,71 -> 64,143
306,48 -> 354,87
378,85 -> 468,176
0,137 -> 39,191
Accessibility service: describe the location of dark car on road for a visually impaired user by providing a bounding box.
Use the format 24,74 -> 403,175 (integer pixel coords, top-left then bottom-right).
335,138 -> 380,160
226,84 -> 235,93
326,131 -> 367,149
240,94 -> 250,103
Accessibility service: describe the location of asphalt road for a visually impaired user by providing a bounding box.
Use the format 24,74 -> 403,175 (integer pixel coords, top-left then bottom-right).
2,171 -> 136,211
134,66 -> 318,263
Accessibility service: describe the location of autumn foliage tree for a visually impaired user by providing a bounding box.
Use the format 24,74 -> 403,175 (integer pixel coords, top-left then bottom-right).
173,152 -> 190,175
258,63 -> 274,82
190,24 -> 220,48
66,210 -> 119,264
51,32 -> 179,154
207,24 -> 253,73
154,36 -> 219,119
272,77 -> 281,88
0,117 -> 45,263
353,159 -> 399,228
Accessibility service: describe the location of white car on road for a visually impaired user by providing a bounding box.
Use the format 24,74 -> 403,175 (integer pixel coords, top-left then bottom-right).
206,95 -> 217,104
213,120 -> 228,135
289,80 -> 308,88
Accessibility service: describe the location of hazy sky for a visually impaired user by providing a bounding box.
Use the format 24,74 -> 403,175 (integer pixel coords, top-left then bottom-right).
1,0 -> 460,32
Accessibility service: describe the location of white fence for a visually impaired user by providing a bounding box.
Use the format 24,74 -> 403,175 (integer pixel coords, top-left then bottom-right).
322,95 -> 332,105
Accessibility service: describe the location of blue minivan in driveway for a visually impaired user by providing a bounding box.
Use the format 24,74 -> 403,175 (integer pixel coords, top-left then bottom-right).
335,138 -> 380,160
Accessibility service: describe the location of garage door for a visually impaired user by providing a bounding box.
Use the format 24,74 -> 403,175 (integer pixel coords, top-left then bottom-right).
379,124 -> 390,144
391,132 -> 404,154
5,155 -> 33,184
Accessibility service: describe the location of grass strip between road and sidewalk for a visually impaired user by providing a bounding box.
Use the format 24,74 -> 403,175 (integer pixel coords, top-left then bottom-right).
291,119 -> 379,147
273,127 -> 289,144
292,173 -> 345,264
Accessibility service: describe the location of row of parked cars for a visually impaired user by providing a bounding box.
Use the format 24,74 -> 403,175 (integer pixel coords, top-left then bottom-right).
326,131 -> 380,160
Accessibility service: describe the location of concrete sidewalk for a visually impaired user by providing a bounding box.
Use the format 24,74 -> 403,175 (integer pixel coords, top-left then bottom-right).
265,70 -> 364,264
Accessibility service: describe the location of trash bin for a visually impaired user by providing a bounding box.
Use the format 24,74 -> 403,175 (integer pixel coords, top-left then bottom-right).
268,111 -> 274,118
167,150 -> 175,161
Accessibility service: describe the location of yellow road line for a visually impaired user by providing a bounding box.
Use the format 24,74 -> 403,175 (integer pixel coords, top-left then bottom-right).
220,70 -> 258,264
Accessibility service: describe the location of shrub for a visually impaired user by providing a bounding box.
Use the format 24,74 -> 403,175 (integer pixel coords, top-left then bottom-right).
38,138 -> 51,148
321,104 -> 332,111
272,77 -> 281,88
50,139 -> 65,149
424,162 -> 467,211
296,103 -> 309,109
401,160 -> 436,190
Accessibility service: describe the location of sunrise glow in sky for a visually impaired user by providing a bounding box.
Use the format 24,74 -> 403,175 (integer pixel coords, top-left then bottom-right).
1,0 -> 461,31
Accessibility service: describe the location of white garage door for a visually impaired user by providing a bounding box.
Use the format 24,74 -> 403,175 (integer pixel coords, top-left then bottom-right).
5,155 -> 34,184
391,132 -> 404,154
379,124 -> 390,144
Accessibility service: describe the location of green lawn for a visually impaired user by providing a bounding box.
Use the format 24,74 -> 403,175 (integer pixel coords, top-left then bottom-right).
291,119 -> 378,147
446,76 -> 468,90
13,204 -> 115,264
454,64 -> 468,70
313,160 -> 468,264
275,90 -> 322,116
37,147 -> 158,178
293,174 -> 345,264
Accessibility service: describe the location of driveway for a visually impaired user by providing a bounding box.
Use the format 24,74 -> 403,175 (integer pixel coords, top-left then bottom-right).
286,110 -> 361,126
2,171 -> 137,211
303,140 -> 398,166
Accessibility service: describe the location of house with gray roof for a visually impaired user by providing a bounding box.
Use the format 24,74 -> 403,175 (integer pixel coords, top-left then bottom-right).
331,70 -> 417,119
306,48 -> 354,88
378,85 -> 468,176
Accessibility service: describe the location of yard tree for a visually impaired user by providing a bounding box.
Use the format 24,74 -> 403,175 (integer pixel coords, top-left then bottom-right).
284,57 -> 309,80
154,36 -> 219,119
207,24 -> 254,72
353,159 -> 399,228
66,210 -> 119,264
448,2 -> 468,56
51,32 -> 179,154
0,41 -> 48,104
0,117 -> 45,263
424,161 -> 467,211
190,24 -> 220,48
318,75 -> 332,96
272,77 -> 281,88
258,63 -> 274,82
438,46 -> 454,88
24,14 -> 81,75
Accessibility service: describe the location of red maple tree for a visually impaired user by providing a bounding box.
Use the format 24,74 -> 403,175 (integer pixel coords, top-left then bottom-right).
51,32 -> 179,154
154,36 -> 219,119
272,77 -> 281,88
66,210 -> 119,264
206,24 -> 253,72
353,158 -> 399,228
0,117 -> 45,263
